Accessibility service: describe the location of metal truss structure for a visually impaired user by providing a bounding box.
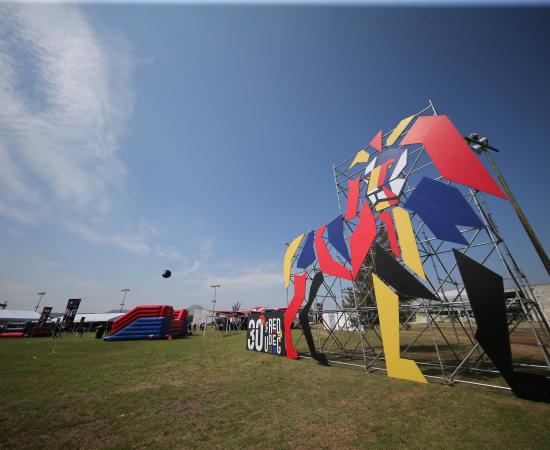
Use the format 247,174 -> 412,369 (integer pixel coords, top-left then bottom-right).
201,309 -> 246,337
287,101 -> 550,391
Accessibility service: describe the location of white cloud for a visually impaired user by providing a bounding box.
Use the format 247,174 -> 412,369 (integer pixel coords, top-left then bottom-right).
176,260 -> 203,278
39,259 -> 64,268
156,245 -> 184,260
111,235 -> 150,256
210,267 -> 281,289
64,219 -> 160,255
172,237 -> 215,280
0,4 -> 149,250
198,237 -> 215,258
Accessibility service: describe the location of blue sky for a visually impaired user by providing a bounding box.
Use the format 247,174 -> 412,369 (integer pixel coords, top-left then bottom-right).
1,3 -> 549,313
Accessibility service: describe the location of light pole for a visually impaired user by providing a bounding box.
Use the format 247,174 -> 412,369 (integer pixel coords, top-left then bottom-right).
120,288 -> 130,312
203,284 -> 220,337
210,284 -> 220,310
466,134 -> 550,278
35,292 -> 46,312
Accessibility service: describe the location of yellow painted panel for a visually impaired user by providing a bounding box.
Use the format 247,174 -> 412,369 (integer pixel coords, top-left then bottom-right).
393,207 -> 426,280
373,274 -> 428,384
284,234 -> 304,288
386,115 -> 414,146
349,149 -> 370,169
367,166 -> 381,194
375,200 -> 391,211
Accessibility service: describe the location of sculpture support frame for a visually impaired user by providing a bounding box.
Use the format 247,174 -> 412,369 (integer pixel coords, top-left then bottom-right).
286,101 -> 550,392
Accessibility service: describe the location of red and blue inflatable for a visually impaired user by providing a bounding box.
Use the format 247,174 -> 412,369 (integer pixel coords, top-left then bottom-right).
104,305 -> 188,341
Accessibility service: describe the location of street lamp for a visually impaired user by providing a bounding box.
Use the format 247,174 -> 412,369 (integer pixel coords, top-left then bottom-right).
120,289 -> 130,312
466,133 -> 550,278
210,284 -> 221,310
203,284 -> 220,337
35,292 -> 46,312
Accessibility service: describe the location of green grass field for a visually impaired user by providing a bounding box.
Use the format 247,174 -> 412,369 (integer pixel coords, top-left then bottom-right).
1,332 -> 549,449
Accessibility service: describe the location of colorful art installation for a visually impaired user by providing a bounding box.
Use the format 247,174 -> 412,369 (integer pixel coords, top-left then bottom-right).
298,272 -> 329,365
284,234 -> 304,288
454,251 -> 550,402
364,147 -> 407,211
392,207 -> 426,280
404,177 -> 485,245
369,130 -> 383,151
104,305 -> 189,341
327,216 -> 351,263
345,177 -> 361,221
372,274 -> 428,384
315,224 -> 352,280
349,149 -> 370,169
296,231 -> 315,270
247,104 -> 549,401
372,244 -> 436,301
284,273 -> 307,359
400,115 -> 506,198
349,204 -> 377,279
378,211 -> 400,258
386,115 -> 414,146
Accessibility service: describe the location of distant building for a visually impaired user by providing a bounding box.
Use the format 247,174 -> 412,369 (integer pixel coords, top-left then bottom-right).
191,309 -> 213,326
320,284 -> 550,328
322,312 -> 362,331
532,284 -> 550,320
410,284 -> 550,325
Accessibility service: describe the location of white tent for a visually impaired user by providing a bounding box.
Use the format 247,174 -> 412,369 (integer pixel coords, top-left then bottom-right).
191,309 -> 215,325
69,313 -> 124,323
322,312 -> 360,332
0,309 -> 40,322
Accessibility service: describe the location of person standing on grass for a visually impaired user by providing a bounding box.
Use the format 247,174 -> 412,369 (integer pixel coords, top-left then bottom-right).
53,319 -> 61,339
95,324 -> 105,339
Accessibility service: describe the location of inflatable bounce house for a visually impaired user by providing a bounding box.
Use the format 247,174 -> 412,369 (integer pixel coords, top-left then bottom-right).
105,305 -> 189,341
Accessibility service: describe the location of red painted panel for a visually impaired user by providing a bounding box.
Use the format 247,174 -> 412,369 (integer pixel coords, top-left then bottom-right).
379,210 -> 401,258
284,273 -> 307,359
350,204 -> 377,279
400,116 -> 505,198
377,161 -> 394,188
370,129 -> 383,151
345,177 -> 361,221
315,225 -> 353,280
380,186 -> 399,207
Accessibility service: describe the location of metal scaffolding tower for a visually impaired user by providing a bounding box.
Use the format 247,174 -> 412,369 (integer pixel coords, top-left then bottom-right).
287,101 -> 550,391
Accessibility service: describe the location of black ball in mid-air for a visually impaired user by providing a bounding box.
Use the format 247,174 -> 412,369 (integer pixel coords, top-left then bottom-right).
162,270 -> 172,279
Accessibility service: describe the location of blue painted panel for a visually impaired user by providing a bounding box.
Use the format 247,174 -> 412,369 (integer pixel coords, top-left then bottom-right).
404,177 -> 485,245
327,216 -> 351,263
296,231 -> 316,269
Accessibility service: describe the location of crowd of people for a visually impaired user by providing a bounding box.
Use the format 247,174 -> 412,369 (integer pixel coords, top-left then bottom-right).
51,318 -> 113,339
50,319 -> 201,339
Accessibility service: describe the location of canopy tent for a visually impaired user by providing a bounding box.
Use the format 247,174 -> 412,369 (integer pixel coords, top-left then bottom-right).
0,309 -> 40,322
63,313 -> 124,323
